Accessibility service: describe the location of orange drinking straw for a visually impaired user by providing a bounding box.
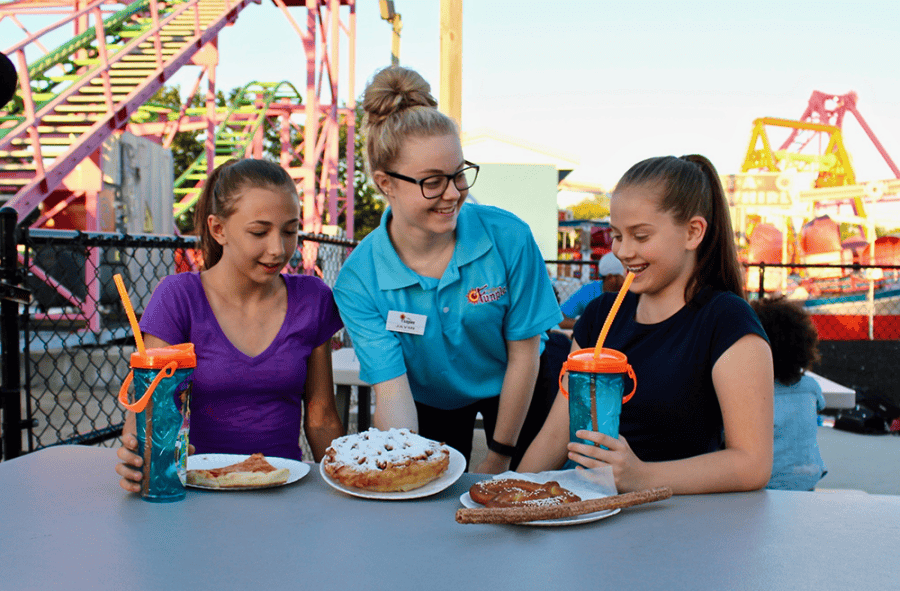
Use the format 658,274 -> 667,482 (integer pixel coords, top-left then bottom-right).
113,273 -> 145,354
593,271 -> 635,358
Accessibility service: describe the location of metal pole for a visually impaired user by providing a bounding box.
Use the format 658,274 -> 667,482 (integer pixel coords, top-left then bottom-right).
439,0 -> 463,126
1,207 -> 25,460
758,263 -> 766,299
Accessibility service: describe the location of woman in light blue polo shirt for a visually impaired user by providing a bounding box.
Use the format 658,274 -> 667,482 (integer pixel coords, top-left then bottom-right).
334,66 -> 562,473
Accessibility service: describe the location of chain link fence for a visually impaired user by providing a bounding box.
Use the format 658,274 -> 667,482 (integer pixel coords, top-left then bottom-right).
6,228 -> 898,461
747,262 -> 900,340
547,259 -> 900,341
0,219 -> 355,461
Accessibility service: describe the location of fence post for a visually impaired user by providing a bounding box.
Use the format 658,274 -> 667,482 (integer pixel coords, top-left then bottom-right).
757,263 -> 766,299
0,207 -> 27,460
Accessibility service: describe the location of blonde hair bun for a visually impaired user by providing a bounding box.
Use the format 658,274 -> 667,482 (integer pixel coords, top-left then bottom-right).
363,66 -> 438,128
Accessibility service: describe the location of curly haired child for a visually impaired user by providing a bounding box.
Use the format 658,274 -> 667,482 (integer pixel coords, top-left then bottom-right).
751,296 -> 827,491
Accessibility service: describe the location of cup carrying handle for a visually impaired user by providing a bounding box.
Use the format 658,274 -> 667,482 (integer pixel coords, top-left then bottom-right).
623,365 -> 637,404
558,363 -> 570,399
118,361 -> 178,413
558,362 -> 638,403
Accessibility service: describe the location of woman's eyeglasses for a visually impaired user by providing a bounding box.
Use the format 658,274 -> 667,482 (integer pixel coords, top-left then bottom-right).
385,161 -> 480,199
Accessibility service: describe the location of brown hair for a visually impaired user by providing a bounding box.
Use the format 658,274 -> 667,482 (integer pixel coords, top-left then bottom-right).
614,154 -> 745,301
194,158 -> 297,269
361,66 -> 458,189
750,296 -> 820,384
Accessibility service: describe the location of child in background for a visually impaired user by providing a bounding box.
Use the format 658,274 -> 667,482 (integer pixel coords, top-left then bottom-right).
751,296 -> 827,491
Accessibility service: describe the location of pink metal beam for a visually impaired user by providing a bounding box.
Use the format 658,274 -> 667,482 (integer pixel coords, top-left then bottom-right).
4,0 -> 261,224
779,90 -> 900,180
844,102 -> 900,179
344,3 -> 355,237
2,0 -> 110,54
271,0 -> 355,236
3,1 -> 204,153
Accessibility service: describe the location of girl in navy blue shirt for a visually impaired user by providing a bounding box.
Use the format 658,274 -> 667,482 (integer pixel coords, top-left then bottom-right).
520,155 -> 774,494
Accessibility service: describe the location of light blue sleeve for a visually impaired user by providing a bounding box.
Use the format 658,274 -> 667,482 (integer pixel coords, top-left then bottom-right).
560,282 -> 604,319
502,232 -> 564,342
333,259 -> 408,386
810,375 -> 826,412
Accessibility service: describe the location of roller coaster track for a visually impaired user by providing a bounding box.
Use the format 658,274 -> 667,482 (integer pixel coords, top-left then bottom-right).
0,0 -> 261,223
171,80 -> 304,223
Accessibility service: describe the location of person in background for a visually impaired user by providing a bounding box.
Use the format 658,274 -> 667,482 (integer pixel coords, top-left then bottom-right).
116,159 -> 345,492
751,296 -> 827,491
520,154 -> 774,494
558,252 -> 626,329
334,66 -> 562,473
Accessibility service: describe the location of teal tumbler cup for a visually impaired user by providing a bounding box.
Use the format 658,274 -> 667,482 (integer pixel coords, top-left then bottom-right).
559,348 -> 636,469
119,343 -> 196,502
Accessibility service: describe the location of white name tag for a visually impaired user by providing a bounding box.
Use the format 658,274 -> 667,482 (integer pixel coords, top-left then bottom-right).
386,310 -> 427,335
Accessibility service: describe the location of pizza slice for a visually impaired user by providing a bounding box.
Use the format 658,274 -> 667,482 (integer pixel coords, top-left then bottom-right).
186,453 -> 290,488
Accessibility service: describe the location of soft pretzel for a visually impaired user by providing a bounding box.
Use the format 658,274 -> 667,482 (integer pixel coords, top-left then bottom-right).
469,478 -> 544,505
469,478 -> 581,508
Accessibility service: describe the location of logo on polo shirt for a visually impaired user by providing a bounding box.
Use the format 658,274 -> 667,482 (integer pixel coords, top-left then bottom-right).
467,284 -> 507,304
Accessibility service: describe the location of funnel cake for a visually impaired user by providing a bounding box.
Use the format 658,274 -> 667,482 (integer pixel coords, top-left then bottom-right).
322,428 -> 450,492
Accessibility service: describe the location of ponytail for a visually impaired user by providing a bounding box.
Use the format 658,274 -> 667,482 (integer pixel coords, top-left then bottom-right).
681,155 -> 745,300
615,154 -> 744,301
194,159 -> 236,270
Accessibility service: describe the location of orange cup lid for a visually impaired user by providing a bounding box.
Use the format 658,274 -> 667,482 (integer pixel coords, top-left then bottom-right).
130,342 -> 196,369
565,347 -> 630,373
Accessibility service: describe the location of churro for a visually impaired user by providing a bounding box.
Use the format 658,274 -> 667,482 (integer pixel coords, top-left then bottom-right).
456,486 -> 673,524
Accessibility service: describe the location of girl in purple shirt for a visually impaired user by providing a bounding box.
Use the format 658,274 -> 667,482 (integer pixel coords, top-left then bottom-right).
116,159 -> 345,492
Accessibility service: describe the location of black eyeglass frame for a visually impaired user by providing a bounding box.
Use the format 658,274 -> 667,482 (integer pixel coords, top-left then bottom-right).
384,161 -> 480,199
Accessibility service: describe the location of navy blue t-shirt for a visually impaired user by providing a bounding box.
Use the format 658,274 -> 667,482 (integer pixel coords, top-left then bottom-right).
572,288 -> 768,462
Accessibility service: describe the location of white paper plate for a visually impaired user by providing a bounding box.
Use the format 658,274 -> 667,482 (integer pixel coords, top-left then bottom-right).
320,446 -> 465,500
459,479 -> 620,526
187,453 -> 311,490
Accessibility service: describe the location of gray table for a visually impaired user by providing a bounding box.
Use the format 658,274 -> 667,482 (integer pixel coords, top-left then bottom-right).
807,370 -> 856,409
2,446 -> 899,590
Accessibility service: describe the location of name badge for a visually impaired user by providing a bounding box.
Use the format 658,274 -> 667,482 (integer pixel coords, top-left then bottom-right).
386,310 -> 427,335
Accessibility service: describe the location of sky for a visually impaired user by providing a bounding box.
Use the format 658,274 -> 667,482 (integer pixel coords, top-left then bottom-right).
5,1 -> 900,206
198,0 -> 900,198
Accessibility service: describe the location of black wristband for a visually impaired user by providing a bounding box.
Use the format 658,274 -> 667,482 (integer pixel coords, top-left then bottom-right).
487,438 -> 517,457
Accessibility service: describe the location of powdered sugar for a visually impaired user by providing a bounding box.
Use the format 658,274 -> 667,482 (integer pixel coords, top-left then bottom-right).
327,428 -> 444,472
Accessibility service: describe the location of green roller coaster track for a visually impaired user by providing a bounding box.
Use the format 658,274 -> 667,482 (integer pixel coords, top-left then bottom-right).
173,80 -> 305,222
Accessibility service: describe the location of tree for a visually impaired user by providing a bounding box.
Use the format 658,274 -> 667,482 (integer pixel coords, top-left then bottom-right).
569,194 -> 610,220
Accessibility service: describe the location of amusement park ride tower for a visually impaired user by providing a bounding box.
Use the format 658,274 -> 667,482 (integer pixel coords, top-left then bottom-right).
0,0 -> 358,237
731,89 -> 900,256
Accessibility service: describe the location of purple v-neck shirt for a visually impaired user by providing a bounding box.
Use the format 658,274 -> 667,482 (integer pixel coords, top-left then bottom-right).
139,272 -> 343,460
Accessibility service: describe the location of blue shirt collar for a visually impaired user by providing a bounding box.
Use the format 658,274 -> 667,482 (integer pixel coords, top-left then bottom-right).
371,203 -> 493,291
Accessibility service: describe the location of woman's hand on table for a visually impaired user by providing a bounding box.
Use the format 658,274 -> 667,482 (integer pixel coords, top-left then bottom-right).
474,450 -> 512,474
567,430 -> 648,492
